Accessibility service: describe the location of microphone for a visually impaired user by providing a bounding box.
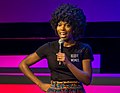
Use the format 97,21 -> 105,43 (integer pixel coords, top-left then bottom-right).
58,39 -> 64,65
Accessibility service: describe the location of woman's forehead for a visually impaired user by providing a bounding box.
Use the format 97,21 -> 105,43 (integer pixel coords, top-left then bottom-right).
58,21 -> 69,24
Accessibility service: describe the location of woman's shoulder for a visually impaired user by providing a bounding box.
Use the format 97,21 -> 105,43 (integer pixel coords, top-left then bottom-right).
77,41 -> 92,49
42,40 -> 57,46
45,40 -> 58,48
36,40 -> 58,51
48,40 -> 58,45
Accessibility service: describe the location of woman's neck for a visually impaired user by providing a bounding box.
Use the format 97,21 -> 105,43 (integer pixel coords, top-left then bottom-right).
64,40 -> 76,47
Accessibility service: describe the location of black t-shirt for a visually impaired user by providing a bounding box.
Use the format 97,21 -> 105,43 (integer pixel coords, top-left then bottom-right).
36,40 -> 94,81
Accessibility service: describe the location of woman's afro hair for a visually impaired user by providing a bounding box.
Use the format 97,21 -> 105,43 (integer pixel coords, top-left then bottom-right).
50,4 -> 86,40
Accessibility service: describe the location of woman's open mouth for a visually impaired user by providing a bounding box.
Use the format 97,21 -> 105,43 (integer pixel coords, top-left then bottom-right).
59,32 -> 67,38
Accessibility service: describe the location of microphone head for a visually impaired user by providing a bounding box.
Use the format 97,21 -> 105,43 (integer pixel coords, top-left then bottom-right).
58,38 -> 64,44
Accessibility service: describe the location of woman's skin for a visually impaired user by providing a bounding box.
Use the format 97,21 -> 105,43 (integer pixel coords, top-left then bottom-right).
19,52 -> 50,92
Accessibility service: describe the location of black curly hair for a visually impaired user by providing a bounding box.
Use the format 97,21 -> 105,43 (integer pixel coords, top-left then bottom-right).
50,4 -> 86,40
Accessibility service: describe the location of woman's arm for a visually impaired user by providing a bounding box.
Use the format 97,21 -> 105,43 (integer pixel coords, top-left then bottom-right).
56,52 -> 92,85
66,59 -> 92,85
19,52 -> 50,91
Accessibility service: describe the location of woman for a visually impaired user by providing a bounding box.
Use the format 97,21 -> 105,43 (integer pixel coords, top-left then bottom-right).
19,4 -> 94,93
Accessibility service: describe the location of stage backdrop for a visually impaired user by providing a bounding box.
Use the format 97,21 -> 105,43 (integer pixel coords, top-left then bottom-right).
0,0 -> 120,23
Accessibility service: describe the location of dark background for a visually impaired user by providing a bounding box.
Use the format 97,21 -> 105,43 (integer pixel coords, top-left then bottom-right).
0,22 -> 120,73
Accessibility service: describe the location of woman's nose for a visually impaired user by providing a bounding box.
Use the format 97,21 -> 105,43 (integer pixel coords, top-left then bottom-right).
61,25 -> 65,30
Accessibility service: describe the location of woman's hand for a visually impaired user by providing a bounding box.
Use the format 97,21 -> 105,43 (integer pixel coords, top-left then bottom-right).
38,83 -> 51,92
56,52 -> 70,65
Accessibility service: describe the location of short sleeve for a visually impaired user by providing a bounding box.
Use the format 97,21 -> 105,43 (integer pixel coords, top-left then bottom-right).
82,44 -> 94,61
35,42 -> 50,59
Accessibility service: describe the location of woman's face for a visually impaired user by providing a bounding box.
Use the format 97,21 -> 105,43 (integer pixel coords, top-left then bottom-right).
56,21 -> 73,41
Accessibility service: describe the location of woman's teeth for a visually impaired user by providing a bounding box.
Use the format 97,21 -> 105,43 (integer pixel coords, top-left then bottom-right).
60,32 -> 66,35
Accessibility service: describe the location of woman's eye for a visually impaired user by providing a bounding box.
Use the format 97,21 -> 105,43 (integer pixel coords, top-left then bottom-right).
66,24 -> 71,27
58,24 -> 62,26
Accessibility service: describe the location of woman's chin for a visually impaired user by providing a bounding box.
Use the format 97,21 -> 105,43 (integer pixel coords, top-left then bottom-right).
60,37 -> 67,40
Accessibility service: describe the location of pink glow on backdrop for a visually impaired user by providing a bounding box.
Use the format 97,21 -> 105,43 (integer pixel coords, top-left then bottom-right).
0,73 -> 51,76
0,55 -> 48,68
0,54 -> 100,68
0,73 -> 120,77
0,84 -> 120,93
